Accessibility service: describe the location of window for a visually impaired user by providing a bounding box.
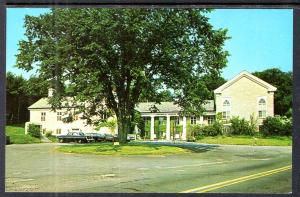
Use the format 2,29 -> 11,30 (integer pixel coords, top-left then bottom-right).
222,100 -> 231,119
41,112 -> 46,121
56,129 -> 61,135
207,116 -> 215,125
57,112 -> 62,121
190,116 -> 196,124
258,98 -> 267,118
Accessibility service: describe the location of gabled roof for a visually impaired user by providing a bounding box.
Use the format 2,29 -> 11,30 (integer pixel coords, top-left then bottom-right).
214,70 -> 277,94
28,97 -> 79,109
28,98 -> 52,109
135,100 -> 215,113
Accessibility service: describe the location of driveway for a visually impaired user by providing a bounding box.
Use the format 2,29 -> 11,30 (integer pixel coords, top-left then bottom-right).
5,142 -> 291,193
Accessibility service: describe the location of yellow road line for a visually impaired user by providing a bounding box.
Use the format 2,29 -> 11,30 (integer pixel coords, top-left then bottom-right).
180,165 -> 292,193
198,166 -> 291,193
181,165 -> 291,193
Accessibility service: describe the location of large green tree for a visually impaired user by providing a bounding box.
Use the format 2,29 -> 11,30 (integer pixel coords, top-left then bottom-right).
16,8 -> 229,143
201,73 -> 226,99
6,72 -> 27,123
253,68 -> 292,117
6,72 -> 48,124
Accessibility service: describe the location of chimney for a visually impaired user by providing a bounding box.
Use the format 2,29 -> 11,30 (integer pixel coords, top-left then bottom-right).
48,88 -> 55,97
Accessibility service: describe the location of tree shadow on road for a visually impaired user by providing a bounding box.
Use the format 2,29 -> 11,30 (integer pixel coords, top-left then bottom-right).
132,141 -> 220,153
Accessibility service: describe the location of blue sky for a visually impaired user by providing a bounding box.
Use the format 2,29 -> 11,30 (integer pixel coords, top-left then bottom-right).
7,8 -> 293,80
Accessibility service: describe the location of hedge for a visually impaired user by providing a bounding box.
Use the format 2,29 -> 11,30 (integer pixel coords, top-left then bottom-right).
27,124 -> 41,138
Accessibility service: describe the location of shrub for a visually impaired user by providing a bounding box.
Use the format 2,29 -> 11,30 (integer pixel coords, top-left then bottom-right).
229,116 -> 256,136
190,124 -> 204,140
260,116 -> 292,136
192,122 -> 223,140
207,122 -> 223,136
45,131 -> 53,137
27,124 -> 41,138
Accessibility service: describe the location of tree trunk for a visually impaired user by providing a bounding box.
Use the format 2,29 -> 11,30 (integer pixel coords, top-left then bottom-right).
117,115 -> 132,143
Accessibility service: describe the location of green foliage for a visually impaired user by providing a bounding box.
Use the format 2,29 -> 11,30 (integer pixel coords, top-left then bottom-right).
253,69 -> 292,116
27,124 -> 41,138
96,118 -> 117,132
44,131 -> 59,142
229,116 -> 256,136
192,122 -> 223,139
6,72 -> 48,124
190,124 -> 204,139
260,116 -> 292,136
6,125 -> 41,144
285,108 -> 292,118
47,135 -> 59,143
45,131 -> 52,137
201,74 -> 226,99
205,122 -> 223,136
16,9 -> 229,142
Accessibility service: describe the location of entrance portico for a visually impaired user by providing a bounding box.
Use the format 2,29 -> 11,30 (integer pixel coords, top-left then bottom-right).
141,113 -> 186,140
135,101 -> 215,141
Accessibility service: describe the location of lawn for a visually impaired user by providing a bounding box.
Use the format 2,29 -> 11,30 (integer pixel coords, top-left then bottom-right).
196,135 -> 292,146
47,135 -> 58,143
6,125 -> 41,144
57,143 -> 192,155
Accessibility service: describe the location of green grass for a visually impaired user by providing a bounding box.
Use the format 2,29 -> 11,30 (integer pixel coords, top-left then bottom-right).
196,135 -> 292,146
47,135 -> 58,143
57,143 -> 192,155
6,125 -> 41,144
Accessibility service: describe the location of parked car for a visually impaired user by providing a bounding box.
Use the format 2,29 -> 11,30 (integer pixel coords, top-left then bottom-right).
127,134 -> 136,141
57,131 -> 94,143
85,133 -> 105,142
104,134 -> 118,142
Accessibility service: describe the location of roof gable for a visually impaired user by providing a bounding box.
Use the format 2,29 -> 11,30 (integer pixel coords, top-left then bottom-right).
28,97 -> 80,109
214,71 -> 277,94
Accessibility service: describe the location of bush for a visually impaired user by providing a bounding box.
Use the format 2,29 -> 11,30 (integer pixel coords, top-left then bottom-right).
45,131 -> 53,137
260,116 -> 292,136
206,122 -> 223,136
27,124 -> 41,138
190,124 -> 204,140
230,116 -> 256,136
192,122 -> 223,140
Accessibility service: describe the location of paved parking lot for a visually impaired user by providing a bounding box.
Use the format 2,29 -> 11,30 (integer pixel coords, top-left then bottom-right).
5,142 -> 291,193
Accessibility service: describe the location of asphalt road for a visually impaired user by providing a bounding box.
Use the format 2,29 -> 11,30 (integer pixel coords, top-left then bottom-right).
5,142 -> 292,193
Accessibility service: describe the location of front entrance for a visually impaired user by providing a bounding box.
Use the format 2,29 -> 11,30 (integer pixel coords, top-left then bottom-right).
142,116 -> 184,140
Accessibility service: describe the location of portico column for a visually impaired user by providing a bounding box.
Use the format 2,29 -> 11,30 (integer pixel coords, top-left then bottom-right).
166,115 -> 170,140
150,115 -> 155,140
182,116 -> 187,140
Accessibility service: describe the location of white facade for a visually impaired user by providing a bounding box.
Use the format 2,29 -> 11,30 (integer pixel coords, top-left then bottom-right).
27,109 -> 94,135
25,89 -> 117,135
26,71 -> 277,139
